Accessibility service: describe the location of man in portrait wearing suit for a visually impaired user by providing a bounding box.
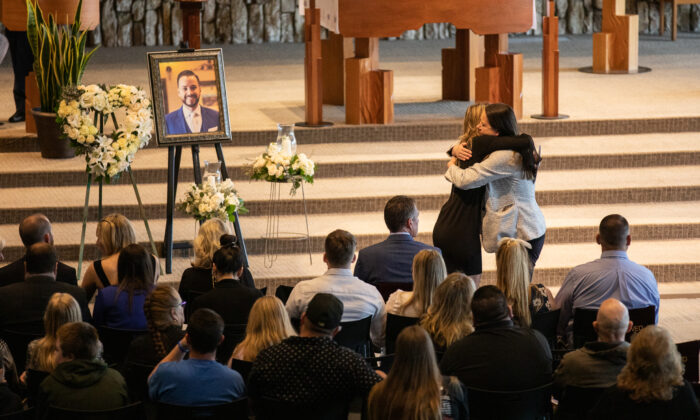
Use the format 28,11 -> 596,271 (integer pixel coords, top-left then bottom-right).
0,214 -> 77,287
165,70 -> 220,135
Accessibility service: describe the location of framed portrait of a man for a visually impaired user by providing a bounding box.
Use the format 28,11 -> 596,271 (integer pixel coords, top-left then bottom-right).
148,49 -> 232,146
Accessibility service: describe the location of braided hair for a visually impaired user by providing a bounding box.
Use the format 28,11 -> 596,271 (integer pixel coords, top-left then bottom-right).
144,285 -> 182,359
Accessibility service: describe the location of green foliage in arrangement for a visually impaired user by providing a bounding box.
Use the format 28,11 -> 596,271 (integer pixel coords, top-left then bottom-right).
26,0 -> 99,112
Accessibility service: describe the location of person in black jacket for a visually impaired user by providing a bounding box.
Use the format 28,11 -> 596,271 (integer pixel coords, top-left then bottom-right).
0,214 -> 77,287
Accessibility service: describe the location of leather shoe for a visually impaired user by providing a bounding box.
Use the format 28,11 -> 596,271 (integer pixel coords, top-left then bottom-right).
9,112 -> 25,123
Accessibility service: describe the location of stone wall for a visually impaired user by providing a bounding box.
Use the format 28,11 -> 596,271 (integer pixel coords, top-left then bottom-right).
93,0 -> 700,47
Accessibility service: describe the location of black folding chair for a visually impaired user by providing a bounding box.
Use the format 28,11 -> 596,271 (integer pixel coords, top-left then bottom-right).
97,327 -> 148,367
677,340 -> 700,383
217,324 -> 247,364
467,382 -> 553,420
532,309 -> 561,348
334,316 -> 372,357
572,309 -> 598,349
274,285 -> 294,305
626,305 -> 656,342
0,325 -> 43,373
47,402 -> 145,420
556,386 -> 607,420
374,281 -> 412,302
121,361 -> 156,402
253,396 -> 348,420
385,313 -> 419,354
229,359 -> 253,385
156,398 -> 248,419
24,369 -> 49,407
0,407 -> 35,420
258,287 -> 267,296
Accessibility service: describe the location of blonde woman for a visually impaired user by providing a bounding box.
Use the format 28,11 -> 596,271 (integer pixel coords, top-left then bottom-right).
82,214 -> 158,299
590,326 -> 700,419
386,250 -> 447,318
367,326 -> 468,420
228,296 -> 295,364
496,237 -> 555,327
179,220 -> 254,304
24,293 -> 82,375
420,273 -> 476,353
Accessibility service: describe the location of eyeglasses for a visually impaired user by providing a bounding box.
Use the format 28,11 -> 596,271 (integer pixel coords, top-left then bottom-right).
177,301 -> 186,307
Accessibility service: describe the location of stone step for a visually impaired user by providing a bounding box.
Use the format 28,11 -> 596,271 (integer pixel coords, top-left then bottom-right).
2,133 -> 699,187
1,165 -> 699,224
1,202 -> 699,261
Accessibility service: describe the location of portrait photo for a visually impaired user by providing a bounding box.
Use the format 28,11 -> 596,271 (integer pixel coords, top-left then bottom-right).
148,49 -> 232,146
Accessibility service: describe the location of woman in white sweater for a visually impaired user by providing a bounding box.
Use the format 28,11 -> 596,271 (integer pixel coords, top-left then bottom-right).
385,249 -> 447,318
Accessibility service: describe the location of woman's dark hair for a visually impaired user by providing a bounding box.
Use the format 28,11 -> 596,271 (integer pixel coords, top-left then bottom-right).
117,243 -> 155,311
212,234 -> 244,274
485,103 -> 539,180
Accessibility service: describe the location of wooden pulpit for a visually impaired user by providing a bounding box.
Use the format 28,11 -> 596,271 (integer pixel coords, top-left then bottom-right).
592,0 -> 638,73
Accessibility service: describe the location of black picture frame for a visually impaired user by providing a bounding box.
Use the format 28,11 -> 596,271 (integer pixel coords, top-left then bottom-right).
147,48 -> 232,147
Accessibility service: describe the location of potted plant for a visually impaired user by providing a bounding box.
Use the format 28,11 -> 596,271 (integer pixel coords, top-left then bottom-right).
27,0 -> 98,159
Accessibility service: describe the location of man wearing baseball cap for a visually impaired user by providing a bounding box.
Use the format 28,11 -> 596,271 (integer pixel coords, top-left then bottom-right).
249,293 -> 383,416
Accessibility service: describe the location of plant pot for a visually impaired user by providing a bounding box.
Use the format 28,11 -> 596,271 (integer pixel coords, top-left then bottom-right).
32,108 -> 75,159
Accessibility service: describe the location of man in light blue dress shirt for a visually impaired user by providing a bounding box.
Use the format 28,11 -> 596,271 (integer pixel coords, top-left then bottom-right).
555,214 -> 660,338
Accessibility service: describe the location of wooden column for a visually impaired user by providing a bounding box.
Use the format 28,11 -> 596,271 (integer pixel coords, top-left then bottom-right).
592,0 -> 638,73
475,34 -> 522,118
303,0 -> 324,125
345,37 -> 393,124
532,0 -> 566,119
321,32 -> 354,105
441,29 -> 483,101
178,0 -> 205,49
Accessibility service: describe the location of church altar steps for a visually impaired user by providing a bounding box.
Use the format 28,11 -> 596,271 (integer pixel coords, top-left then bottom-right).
1,133 -> 700,188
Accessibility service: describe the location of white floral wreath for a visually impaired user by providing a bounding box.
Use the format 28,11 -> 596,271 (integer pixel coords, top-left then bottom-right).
57,84 -> 153,182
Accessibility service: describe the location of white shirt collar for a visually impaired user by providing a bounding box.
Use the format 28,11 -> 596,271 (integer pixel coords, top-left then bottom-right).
182,104 -> 201,118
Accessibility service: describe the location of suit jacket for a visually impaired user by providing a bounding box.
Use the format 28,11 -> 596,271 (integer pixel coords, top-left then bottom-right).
445,149 -> 546,253
165,105 -> 219,135
354,234 -> 439,284
188,279 -> 262,325
0,275 -> 92,328
0,257 -> 77,287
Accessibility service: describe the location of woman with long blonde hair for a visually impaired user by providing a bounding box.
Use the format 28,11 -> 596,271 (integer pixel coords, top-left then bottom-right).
24,293 -> 82,374
386,250 -> 447,318
496,237 -> 554,327
367,326 -> 468,420
590,326 -> 700,419
229,296 -> 295,363
420,273 -> 476,352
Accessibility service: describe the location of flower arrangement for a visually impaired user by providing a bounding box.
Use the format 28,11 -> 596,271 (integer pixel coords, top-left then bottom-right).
177,178 -> 247,222
250,143 -> 316,195
57,84 -> 153,182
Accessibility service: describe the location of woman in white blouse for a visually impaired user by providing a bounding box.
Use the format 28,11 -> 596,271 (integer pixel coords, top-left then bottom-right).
385,250 -> 447,318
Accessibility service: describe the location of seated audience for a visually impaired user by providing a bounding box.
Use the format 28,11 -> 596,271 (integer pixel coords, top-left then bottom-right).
589,325 -> 700,419
0,340 -> 19,398
148,308 -> 245,406
0,364 -> 22,415
125,285 -> 185,366
229,296 -> 296,364
368,325 -> 468,420
554,298 -> 632,392
250,293 -> 382,411
36,322 -> 129,415
440,286 -> 552,391
187,236 -> 262,324
420,273 -> 476,353
82,214 -> 150,300
354,195 -> 439,285
286,230 -> 386,347
0,214 -> 77,287
179,220 -> 255,304
555,214 -> 660,338
496,237 -> 555,327
93,244 -> 155,330
24,293 -> 82,377
385,249 -> 446,318
0,243 -> 90,328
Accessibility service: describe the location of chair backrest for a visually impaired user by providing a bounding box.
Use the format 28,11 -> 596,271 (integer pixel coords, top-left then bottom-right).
677,340 -> 700,383
572,308 -> 598,349
24,369 -> 49,406
274,285 -> 294,305
374,282 -> 412,302
626,305 -> 656,341
217,324 -> 247,364
467,383 -> 552,420
531,309 -> 560,346
97,327 -> 148,367
121,361 -> 156,402
47,402 -> 145,420
229,359 -> 253,385
253,396 -> 348,420
333,316 -> 372,357
258,287 -> 267,296
0,407 -> 35,420
556,386 -> 607,420
385,313 -> 419,354
156,398 -> 248,420
0,326 -> 43,373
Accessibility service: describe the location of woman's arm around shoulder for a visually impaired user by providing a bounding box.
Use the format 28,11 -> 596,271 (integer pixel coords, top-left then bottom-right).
445,150 -> 518,190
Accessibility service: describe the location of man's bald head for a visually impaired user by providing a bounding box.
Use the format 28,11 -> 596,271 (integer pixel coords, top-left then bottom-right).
19,214 -> 53,248
594,298 -> 632,343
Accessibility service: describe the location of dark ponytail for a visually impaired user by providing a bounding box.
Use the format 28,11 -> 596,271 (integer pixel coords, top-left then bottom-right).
212,234 -> 243,275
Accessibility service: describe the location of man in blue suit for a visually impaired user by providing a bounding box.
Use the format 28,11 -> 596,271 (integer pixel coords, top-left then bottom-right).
165,70 -> 220,135
354,195 -> 439,285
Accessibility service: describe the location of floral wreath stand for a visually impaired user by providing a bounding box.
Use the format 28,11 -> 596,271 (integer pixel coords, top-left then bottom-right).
263,180 -> 312,268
